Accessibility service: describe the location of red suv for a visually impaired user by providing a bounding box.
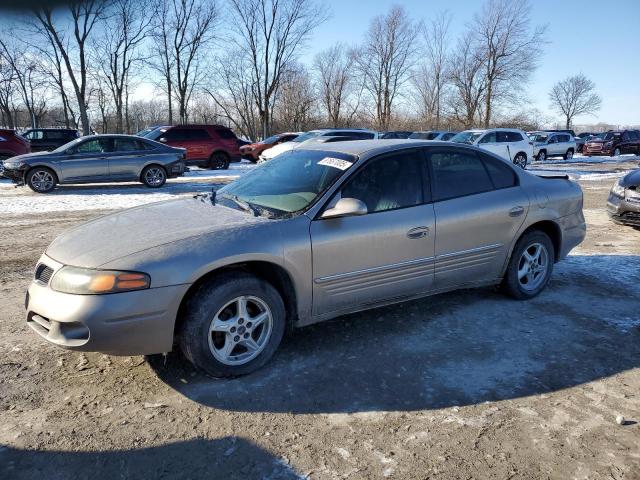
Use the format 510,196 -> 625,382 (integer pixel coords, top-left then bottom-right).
144,125 -> 240,169
0,129 -> 31,161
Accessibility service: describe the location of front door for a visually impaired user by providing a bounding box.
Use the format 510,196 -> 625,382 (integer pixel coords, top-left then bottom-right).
58,138 -> 110,182
477,131 -> 509,160
427,147 -> 530,288
310,149 -> 435,316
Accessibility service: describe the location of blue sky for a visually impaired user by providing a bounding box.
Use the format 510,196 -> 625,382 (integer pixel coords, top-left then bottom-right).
303,0 -> 640,126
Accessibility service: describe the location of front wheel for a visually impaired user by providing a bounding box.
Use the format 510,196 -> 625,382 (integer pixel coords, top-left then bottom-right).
27,167 -> 57,193
141,165 -> 167,188
209,152 -> 230,170
502,231 -> 554,300
513,152 -> 527,169
536,150 -> 546,162
613,147 -> 621,157
564,149 -> 574,160
179,273 -> 286,377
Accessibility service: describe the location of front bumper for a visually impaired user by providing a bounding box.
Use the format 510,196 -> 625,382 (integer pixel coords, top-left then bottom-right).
26,255 -> 190,355
607,192 -> 640,226
2,165 -> 26,184
583,145 -> 611,156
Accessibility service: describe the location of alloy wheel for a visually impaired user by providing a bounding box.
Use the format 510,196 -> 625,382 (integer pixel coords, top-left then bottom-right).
514,154 -> 527,169
208,295 -> 273,366
614,148 -> 621,157
538,151 -> 546,162
30,170 -> 55,192
566,150 -> 573,160
144,167 -> 165,187
517,242 -> 549,292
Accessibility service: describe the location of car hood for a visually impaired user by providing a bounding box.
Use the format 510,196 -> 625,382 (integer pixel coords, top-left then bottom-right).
620,169 -> 640,188
45,197 -> 267,268
261,142 -> 296,159
586,139 -> 605,144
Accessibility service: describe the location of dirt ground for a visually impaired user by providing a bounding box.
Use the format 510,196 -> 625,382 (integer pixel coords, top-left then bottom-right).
1,161 -> 640,479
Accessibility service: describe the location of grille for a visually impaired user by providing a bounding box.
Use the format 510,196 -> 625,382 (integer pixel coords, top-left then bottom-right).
35,264 -> 54,285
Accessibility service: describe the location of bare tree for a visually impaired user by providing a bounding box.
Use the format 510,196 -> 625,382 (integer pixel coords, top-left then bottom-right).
273,64 -> 315,131
0,43 -> 17,128
149,0 -> 175,124
471,0 -> 546,127
33,1 -> 108,134
228,0 -> 328,138
448,35 -> 487,128
97,0 -> 152,133
355,6 -> 418,131
549,74 -> 602,128
415,10 -> 451,129
314,43 -> 352,127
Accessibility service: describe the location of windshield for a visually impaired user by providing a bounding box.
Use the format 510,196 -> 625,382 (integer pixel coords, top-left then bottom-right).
528,133 -> 549,142
604,132 -> 621,141
218,149 -> 357,215
450,131 -> 483,144
292,131 -> 323,143
262,134 -> 281,144
52,137 -> 84,153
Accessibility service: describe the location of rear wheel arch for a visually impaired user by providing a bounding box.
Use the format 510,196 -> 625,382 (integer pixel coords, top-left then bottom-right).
173,261 -> 298,341
517,220 -> 562,263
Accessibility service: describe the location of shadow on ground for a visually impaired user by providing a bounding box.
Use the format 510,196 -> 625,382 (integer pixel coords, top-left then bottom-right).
150,255 -> 640,414
1,438 -> 303,480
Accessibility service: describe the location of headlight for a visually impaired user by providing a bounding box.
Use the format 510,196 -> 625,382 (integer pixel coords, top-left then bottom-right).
5,161 -> 24,169
611,181 -> 626,198
50,266 -> 150,295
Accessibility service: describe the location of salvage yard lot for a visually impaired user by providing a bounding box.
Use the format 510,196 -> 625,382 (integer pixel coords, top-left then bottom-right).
1,155 -> 639,479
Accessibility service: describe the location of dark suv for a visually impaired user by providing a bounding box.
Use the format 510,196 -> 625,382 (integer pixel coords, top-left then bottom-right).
0,128 -> 30,161
144,125 -> 241,169
21,128 -> 80,152
584,130 -> 640,157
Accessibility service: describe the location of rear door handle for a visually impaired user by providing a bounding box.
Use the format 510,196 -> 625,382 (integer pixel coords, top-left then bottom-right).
509,206 -> 525,217
407,226 -> 430,239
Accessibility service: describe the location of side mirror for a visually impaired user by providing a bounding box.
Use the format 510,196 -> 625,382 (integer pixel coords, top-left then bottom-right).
320,198 -> 368,219
158,137 -> 167,143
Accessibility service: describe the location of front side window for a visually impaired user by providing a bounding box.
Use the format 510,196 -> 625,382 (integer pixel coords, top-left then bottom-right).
25,130 -> 43,140
479,132 -> 497,144
430,149 -> 494,201
219,149 -> 356,215
451,131 -> 483,144
341,150 -> 425,213
74,139 -> 109,154
160,129 -> 190,142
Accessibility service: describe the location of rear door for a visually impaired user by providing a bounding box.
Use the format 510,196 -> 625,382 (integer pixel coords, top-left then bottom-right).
427,147 -> 529,288
310,149 -> 435,315
108,138 -> 153,180
159,128 -> 209,162
477,131 -> 509,160
58,138 -> 111,182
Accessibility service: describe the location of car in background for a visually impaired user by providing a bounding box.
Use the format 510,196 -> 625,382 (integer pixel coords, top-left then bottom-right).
528,131 -> 576,161
144,124 -> 241,169
24,140 -> 585,377
2,134 -> 186,193
136,125 -> 169,138
409,131 -> 457,141
239,132 -> 300,162
21,128 -> 80,152
451,128 -> 533,168
607,169 -> 640,226
583,130 -> 640,157
380,131 -> 413,139
574,132 -> 597,153
0,128 -> 31,161
259,128 -> 378,162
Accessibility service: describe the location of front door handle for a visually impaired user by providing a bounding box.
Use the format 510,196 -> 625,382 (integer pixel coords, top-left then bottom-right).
509,206 -> 525,217
407,226 -> 430,239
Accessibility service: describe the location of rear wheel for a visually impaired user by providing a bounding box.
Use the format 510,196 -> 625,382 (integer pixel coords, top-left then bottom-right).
536,150 -> 547,162
179,273 -> 286,377
613,147 -> 621,157
26,167 -> 57,193
564,149 -> 574,160
513,152 -> 527,169
141,165 -> 167,188
502,231 -> 554,300
209,152 -> 230,170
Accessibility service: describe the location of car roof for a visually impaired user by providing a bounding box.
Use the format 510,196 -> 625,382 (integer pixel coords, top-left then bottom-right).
297,139 -> 470,156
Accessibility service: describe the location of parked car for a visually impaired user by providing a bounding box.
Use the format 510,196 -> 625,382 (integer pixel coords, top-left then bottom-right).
239,132 -> 300,162
607,169 -> 640,226
451,128 -> 533,168
21,128 -> 80,152
528,131 -> 576,161
409,131 -> 457,141
144,124 -> 241,169
574,132 -> 596,153
0,128 -> 30,161
583,130 -> 640,157
380,131 -> 413,139
25,140 -> 585,377
136,125 -> 169,138
2,134 -> 186,193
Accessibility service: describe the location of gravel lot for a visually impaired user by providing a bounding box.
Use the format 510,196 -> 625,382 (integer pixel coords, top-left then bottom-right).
1,156 -> 639,479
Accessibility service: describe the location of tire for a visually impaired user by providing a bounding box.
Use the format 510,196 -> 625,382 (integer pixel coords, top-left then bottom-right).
536,150 -> 547,162
613,147 -> 621,157
563,149 -> 574,160
141,165 -> 167,188
178,272 -> 286,377
502,231 -> 554,300
209,152 -> 230,170
26,167 -> 57,193
513,152 -> 527,169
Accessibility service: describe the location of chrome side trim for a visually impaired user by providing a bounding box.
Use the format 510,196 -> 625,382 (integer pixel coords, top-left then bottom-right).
314,255 -> 436,284
436,243 -> 503,260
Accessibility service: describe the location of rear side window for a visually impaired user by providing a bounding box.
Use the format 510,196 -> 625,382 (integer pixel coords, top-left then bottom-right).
506,131 -> 523,142
480,153 -> 518,189
188,129 -> 211,140
630,131 -> 640,140
214,128 -> 236,139
429,149 -> 494,201
113,138 -> 146,152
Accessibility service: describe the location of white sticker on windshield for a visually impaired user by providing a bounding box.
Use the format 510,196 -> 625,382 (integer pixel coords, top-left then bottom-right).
318,157 -> 351,170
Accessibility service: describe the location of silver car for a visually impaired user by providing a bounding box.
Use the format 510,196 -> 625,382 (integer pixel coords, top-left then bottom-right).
2,134 -> 187,192
529,132 -> 577,161
26,141 -> 586,376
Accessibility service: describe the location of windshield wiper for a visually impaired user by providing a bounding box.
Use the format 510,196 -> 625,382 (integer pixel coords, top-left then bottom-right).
222,194 -> 259,216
